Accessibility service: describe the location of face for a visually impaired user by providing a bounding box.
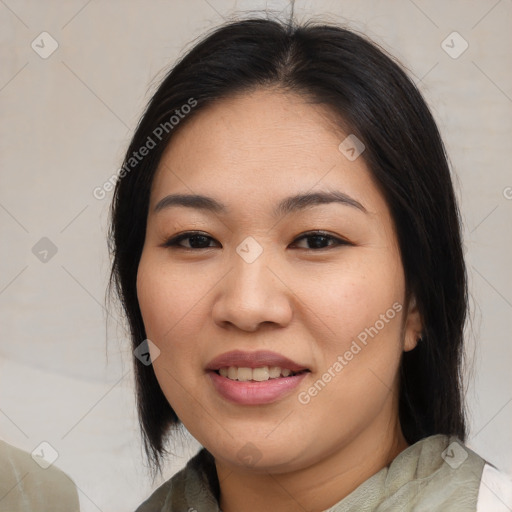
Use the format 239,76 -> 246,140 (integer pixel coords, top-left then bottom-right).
136,88 -> 422,474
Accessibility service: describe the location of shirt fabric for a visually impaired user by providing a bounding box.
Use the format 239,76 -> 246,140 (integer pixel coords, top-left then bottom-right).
135,434 -> 512,512
0,440 -> 80,512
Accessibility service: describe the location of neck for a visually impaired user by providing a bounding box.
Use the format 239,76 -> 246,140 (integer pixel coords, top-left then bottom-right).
215,419 -> 409,512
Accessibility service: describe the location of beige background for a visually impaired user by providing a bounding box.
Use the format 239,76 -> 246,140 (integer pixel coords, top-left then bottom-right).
1,0 -> 511,510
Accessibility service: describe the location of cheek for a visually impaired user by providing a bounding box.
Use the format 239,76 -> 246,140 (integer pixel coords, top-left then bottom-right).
136,255 -> 210,369
293,250 -> 405,408
293,250 -> 404,347
136,256 -> 205,413
136,260 -> 168,341
137,255 -> 193,336
295,271 -> 404,441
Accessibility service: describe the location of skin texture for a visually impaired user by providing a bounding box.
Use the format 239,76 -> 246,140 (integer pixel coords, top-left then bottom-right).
136,88 -> 423,512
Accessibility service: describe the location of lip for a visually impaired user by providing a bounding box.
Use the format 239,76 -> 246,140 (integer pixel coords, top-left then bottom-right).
205,350 -> 309,372
208,371 -> 309,405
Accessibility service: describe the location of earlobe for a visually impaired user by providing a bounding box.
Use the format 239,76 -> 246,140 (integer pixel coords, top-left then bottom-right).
403,295 -> 423,352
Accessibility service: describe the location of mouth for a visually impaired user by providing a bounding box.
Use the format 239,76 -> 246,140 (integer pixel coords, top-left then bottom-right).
206,349 -> 310,376
205,350 -> 311,404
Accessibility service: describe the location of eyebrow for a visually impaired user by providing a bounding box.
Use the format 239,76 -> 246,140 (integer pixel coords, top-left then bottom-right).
153,190 -> 367,217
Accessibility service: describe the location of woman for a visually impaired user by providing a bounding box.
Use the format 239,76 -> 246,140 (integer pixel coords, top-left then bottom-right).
108,16 -> 511,512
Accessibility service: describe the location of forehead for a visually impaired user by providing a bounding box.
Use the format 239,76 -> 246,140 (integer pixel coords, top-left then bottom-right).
150,89 -> 384,219
159,88 -> 343,166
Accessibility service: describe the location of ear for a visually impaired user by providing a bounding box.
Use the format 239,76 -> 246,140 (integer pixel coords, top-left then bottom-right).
403,295 -> 423,352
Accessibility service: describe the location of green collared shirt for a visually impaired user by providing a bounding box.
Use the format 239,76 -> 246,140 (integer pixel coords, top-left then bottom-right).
135,434 -> 493,511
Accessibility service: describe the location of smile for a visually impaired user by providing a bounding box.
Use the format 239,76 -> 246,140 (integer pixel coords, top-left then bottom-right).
217,366 -> 307,381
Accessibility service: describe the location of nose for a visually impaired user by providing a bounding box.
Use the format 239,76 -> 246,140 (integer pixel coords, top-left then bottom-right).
211,245 -> 293,332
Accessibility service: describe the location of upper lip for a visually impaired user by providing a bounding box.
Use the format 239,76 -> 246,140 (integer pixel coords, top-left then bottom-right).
206,350 -> 309,372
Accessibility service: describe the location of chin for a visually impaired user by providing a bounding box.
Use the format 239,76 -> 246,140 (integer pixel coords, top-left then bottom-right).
206,435 -> 311,474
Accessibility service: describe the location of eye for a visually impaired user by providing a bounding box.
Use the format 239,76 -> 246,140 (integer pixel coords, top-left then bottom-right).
162,231 -> 218,250
290,231 -> 351,250
162,230 -> 350,251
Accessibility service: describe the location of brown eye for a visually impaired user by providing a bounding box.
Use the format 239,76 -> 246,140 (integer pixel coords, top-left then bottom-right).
163,232 -> 219,250
291,231 -> 351,250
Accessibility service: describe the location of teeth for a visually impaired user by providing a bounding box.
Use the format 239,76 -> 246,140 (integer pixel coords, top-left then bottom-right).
237,367 -> 252,382
252,367 -> 269,381
218,366 -> 299,381
269,366 -> 281,378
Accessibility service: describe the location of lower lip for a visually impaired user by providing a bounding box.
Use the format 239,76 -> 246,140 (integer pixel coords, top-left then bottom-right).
208,371 -> 309,405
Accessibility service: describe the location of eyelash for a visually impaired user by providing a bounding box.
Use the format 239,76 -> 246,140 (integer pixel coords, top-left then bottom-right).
162,231 -> 351,251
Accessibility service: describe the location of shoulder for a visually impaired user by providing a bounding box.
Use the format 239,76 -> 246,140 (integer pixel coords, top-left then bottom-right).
0,440 -> 80,512
477,463 -> 512,511
134,448 -> 220,512
376,435 -> 487,510
419,436 -> 512,511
